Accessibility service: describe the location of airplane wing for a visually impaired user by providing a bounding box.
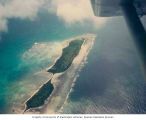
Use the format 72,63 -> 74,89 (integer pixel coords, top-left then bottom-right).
90,0 -> 146,71
90,0 -> 146,17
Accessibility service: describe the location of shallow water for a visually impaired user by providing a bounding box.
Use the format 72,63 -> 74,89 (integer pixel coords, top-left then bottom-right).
0,11 -> 95,113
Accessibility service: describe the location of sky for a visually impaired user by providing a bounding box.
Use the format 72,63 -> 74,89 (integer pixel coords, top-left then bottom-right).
0,0 -> 106,32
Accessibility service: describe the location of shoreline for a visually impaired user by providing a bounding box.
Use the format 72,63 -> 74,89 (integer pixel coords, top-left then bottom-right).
23,34 -> 96,114
59,34 -> 96,114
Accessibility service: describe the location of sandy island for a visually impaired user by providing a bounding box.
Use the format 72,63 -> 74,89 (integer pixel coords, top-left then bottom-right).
21,34 -> 96,114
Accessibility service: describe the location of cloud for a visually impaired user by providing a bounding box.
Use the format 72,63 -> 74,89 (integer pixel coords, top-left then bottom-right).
0,0 -> 106,32
0,0 -> 45,32
51,0 -> 106,27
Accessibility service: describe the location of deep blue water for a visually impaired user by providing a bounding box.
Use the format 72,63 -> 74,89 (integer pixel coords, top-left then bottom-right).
63,17 -> 146,114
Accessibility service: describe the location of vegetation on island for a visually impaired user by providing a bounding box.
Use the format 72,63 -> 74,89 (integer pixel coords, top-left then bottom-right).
24,39 -> 84,112
48,39 -> 84,74
25,80 -> 54,111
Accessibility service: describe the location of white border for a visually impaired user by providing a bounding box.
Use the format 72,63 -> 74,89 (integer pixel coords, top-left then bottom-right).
0,114 -> 146,120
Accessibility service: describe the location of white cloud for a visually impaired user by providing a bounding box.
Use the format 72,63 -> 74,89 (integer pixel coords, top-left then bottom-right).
0,0 -> 45,32
51,0 -> 106,27
0,0 -> 106,32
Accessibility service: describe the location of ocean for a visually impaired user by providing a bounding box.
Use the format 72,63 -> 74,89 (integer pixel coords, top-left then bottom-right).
0,10 -> 146,114
0,11 -> 95,113
62,17 -> 146,114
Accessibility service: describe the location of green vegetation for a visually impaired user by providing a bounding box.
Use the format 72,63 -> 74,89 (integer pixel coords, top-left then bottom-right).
25,80 -> 54,111
48,39 -> 84,74
24,39 -> 84,112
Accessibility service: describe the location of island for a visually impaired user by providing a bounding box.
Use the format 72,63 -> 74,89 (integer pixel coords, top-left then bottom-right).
24,38 -> 85,112
24,79 -> 54,112
48,39 -> 84,74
